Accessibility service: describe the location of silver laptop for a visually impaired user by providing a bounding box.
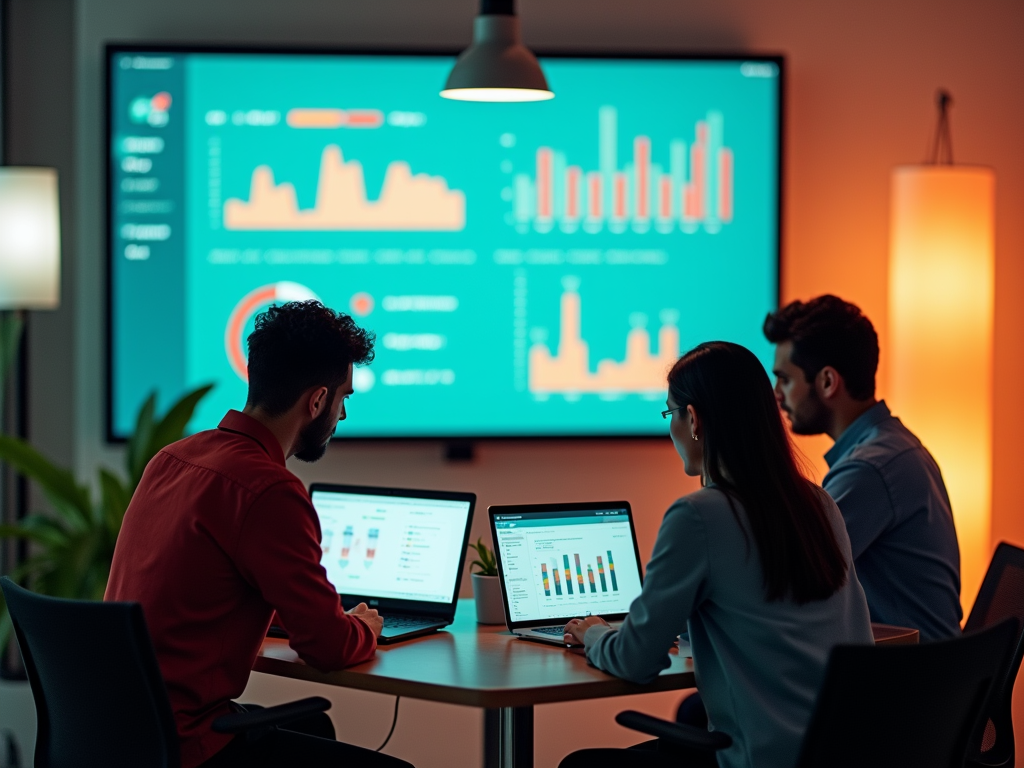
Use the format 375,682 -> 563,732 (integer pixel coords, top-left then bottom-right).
308,483 -> 476,644
488,501 -> 644,646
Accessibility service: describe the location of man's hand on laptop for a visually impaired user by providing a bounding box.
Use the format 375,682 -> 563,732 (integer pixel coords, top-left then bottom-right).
347,602 -> 383,638
563,616 -> 610,646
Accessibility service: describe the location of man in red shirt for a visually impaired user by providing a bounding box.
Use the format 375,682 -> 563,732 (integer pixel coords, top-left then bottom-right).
106,301 -> 413,768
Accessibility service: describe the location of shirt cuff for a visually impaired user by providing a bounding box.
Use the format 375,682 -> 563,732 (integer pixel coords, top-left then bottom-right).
583,623 -> 616,650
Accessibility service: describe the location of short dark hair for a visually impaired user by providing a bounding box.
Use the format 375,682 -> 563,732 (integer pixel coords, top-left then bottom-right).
762,295 -> 878,400
245,301 -> 375,416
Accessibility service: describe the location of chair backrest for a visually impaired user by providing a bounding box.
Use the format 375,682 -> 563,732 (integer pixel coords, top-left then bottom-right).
796,618 -> 1018,768
964,542 -> 1024,766
1,577 -> 180,768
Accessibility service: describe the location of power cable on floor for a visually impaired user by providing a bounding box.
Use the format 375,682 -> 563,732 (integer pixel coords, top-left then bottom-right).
375,696 -> 401,752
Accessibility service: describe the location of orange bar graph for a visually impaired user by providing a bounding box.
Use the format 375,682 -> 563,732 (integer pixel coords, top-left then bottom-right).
613,173 -> 627,219
223,145 -> 465,231
588,172 -> 602,219
529,288 -> 679,394
566,166 -> 582,219
659,177 -> 672,219
537,148 -> 553,219
635,136 -> 650,219
718,148 -> 733,222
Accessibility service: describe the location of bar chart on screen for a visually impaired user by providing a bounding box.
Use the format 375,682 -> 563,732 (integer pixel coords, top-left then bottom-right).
527,276 -> 680,396
509,106 -> 733,235
536,550 -> 624,602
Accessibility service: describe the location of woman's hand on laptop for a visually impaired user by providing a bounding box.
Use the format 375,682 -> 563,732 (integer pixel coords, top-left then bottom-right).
563,616 -> 610,646
347,602 -> 383,637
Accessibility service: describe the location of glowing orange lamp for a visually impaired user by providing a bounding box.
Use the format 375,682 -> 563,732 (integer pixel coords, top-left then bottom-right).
888,91 -> 995,612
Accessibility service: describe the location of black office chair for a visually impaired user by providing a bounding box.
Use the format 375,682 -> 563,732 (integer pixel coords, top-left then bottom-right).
616,618 -> 1018,768
0,577 -> 330,768
964,542 -> 1024,768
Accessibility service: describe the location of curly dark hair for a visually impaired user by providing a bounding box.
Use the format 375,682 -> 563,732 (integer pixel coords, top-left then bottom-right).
762,295 -> 878,400
245,300 -> 375,416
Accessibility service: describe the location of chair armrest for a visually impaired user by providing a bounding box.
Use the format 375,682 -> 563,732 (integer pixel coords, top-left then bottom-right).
615,710 -> 732,751
212,696 -> 332,734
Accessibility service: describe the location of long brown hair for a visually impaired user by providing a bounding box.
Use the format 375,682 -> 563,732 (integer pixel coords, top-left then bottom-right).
668,342 -> 847,604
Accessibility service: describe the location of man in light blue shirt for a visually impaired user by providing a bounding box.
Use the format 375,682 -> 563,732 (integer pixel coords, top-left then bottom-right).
763,295 -> 962,641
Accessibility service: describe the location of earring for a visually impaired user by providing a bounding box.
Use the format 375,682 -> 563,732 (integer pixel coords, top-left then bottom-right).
691,433 -> 698,441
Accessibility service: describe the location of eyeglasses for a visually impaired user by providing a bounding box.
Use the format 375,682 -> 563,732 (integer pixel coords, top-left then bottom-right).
661,406 -> 684,420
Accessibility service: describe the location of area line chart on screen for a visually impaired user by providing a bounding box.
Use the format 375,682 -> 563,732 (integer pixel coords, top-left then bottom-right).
223,145 -> 466,231
109,52 -> 779,438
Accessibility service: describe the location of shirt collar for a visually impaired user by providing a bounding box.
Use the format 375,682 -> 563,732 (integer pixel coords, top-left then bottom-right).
217,410 -> 286,466
824,400 -> 891,468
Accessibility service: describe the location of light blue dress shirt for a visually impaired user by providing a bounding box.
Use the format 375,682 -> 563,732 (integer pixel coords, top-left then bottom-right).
823,400 -> 962,641
583,486 -> 873,768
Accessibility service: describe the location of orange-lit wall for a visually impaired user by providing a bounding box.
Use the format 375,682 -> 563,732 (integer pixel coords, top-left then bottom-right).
5,0 -> 1024,765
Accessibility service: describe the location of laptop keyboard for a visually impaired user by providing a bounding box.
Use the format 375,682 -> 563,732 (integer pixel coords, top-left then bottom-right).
531,626 -> 567,636
382,615 -> 438,629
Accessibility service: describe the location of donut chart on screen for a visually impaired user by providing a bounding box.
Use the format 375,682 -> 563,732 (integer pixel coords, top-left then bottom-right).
109,50 -> 780,438
224,281 -> 319,381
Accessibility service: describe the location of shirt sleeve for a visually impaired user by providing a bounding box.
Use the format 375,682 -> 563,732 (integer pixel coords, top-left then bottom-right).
234,480 -> 376,671
584,500 -> 709,684
822,460 -> 895,561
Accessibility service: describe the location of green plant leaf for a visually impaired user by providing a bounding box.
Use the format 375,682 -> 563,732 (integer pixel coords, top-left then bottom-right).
0,434 -> 92,528
0,515 -> 70,548
99,468 -> 132,535
128,385 -> 213,489
125,393 -> 157,486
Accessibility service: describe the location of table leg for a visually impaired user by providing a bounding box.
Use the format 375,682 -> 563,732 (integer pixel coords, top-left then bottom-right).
484,706 -> 534,768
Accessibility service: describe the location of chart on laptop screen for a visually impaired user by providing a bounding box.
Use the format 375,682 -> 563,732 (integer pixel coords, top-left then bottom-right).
493,508 -> 643,623
108,50 -> 780,439
311,491 -> 471,603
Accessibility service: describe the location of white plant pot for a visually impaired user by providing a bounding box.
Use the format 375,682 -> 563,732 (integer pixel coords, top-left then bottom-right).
471,573 -> 506,625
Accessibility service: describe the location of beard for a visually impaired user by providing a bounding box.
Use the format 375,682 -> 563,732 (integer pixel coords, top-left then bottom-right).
293,406 -> 337,463
785,387 -> 832,436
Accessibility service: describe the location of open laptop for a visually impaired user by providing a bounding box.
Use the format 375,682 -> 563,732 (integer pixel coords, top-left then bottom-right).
305,483 -> 476,644
487,501 -> 644,646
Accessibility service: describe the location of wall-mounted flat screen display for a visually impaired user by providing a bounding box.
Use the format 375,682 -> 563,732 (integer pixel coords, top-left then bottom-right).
108,47 -> 781,439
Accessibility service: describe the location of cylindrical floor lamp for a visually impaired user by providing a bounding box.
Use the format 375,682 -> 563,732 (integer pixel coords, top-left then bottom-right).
888,92 -> 995,611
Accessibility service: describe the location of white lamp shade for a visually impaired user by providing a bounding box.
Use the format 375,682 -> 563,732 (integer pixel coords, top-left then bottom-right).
0,167 -> 61,309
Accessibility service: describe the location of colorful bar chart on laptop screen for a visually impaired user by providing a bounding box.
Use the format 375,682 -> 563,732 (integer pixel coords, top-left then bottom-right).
109,51 -> 779,439
493,509 -> 643,623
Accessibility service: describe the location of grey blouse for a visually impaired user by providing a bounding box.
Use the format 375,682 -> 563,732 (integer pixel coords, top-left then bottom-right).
583,485 -> 873,768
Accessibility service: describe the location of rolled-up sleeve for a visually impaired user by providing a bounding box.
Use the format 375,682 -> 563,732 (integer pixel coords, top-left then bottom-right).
234,480 -> 376,671
584,500 -> 708,684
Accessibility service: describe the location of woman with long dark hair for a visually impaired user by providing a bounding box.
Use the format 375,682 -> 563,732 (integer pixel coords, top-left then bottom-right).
560,342 -> 872,768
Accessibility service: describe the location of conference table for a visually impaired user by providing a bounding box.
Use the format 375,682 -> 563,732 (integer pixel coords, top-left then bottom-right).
254,599 -> 918,768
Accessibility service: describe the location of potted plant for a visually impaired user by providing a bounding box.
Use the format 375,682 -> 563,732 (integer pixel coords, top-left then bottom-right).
468,538 -> 505,625
0,385 -> 213,656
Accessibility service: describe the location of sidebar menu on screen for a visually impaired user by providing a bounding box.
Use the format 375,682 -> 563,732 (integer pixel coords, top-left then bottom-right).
109,52 -> 187,436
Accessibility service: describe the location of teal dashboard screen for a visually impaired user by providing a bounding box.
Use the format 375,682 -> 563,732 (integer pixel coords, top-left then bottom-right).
109,50 -> 780,439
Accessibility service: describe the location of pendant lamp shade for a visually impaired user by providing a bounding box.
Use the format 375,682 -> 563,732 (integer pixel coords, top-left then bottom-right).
441,11 -> 553,102
0,167 -> 61,309
888,165 -> 995,608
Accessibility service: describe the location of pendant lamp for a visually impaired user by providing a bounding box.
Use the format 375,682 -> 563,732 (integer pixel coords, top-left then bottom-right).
441,0 -> 553,103
888,91 -> 995,609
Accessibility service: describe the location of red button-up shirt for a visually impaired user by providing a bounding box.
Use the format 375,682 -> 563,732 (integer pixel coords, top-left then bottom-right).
105,410 -> 376,768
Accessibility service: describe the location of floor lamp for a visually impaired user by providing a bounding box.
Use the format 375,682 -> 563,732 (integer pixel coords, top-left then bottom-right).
0,167 -> 61,672
888,92 -> 995,611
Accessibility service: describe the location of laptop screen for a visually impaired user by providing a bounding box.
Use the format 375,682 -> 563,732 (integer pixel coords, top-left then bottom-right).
310,488 -> 473,604
492,506 -> 644,624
